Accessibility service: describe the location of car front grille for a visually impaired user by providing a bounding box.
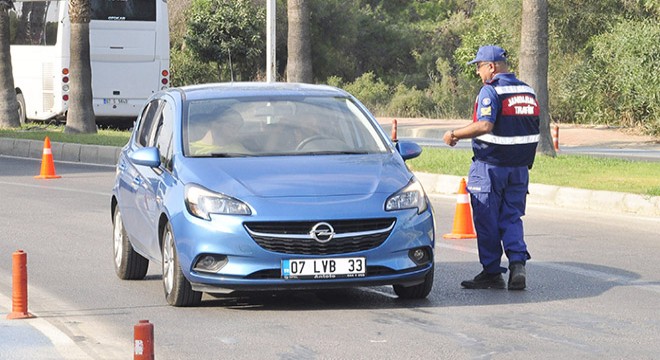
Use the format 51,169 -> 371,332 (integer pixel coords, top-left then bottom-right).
243,218 -> 396,255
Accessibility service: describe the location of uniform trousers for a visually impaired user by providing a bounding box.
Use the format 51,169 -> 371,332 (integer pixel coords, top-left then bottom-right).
467,159 -> 531,274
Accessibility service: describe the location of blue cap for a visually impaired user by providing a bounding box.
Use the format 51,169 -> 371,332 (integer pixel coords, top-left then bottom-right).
467,45 -> 508,65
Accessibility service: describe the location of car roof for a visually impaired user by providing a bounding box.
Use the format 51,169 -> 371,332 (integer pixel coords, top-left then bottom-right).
172,82 -> 351,102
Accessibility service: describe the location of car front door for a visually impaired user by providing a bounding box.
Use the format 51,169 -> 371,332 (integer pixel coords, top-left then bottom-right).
135,98 -> 175,258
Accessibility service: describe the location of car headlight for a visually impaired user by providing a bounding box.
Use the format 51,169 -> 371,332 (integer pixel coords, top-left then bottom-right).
185,184 -> 251,220
385,177 -> 428,214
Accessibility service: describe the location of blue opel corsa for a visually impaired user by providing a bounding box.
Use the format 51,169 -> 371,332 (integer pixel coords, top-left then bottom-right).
111,83 -> 435,306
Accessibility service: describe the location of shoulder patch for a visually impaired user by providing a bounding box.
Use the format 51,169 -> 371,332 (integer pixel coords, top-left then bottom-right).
481,97 -> 491,107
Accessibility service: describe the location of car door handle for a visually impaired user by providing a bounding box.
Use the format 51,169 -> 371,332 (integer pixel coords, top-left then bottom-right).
133,176 -> 143,186
118,162 -> 126,171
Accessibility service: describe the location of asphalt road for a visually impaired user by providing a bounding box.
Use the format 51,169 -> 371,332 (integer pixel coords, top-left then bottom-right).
1,156 -> 659,359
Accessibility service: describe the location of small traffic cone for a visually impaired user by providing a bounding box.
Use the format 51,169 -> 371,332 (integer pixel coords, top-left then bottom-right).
391,119 -> 398,142
552,124 -> 560,151
34,136 -> 61,179
443,178 -> 477,239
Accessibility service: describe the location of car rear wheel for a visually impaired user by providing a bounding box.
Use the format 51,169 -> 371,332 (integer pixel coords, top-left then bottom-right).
112,207 -> 148,280
16,93 -> 27,125
162,223 -> 202,307
393,265 -> 434,299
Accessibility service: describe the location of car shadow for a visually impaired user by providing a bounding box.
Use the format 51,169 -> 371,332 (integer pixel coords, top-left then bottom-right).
190,261 -> 656,311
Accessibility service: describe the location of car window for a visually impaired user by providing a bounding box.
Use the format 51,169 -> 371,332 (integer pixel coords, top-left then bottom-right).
136,100 -> 163,147
184,96 -> 388,157
154,101 -> 174,167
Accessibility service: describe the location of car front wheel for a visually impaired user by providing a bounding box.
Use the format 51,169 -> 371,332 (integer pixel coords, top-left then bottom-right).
162,223 -> 202,307
112,207 -> 148,280
393,265 -> 434,299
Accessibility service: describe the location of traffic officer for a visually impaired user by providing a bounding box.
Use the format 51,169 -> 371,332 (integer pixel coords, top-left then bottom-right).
443,45 -> 540,290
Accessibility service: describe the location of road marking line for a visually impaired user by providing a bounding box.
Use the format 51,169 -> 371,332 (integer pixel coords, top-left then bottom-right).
0,293 -> 91,359
0,180 -> 109,196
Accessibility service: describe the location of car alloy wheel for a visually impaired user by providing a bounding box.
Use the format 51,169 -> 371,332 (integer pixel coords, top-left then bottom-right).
161,222 -> 202,307
112,206 -> 148,280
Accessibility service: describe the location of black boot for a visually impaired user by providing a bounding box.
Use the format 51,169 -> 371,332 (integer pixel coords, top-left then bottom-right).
461,270 -> 505,289
508,262 -> 526,290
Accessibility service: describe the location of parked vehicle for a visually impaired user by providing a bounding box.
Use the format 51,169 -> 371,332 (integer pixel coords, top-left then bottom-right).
111,82 -> 435,306
10,0 -> 170,123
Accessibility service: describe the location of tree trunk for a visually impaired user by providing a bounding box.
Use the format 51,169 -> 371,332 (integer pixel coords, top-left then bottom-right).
65,0 -> 96,134
519,0 -> 554,156
286,0 -> 312,83
0,8 -> 20,128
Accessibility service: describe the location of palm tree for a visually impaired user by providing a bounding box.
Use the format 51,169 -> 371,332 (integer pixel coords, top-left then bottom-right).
286,0 -> 312,83
65,0 -> 96,134
519,0 -> 555,156
0,0 -> 20,128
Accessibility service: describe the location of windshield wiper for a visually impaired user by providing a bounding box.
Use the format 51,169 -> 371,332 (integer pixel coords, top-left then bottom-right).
204,152 -> 253,158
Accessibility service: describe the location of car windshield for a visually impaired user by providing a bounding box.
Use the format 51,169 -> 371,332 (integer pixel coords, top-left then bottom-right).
183,96 -> 390,157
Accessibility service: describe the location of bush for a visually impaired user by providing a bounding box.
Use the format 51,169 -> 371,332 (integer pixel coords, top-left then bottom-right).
386,84 -> 435,118
170,47 -> 218,87
343,72 -> 391,114
554,19 -> 660,135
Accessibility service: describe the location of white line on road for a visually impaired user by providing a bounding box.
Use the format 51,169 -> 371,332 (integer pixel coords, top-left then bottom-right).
0,180 -> 109,197
0,293 -> 91,359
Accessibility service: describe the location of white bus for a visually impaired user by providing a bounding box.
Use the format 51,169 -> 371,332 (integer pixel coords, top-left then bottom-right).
9,0 -> 170,123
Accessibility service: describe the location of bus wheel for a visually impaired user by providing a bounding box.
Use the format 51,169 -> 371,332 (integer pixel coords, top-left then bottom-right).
16,93 -> 27,125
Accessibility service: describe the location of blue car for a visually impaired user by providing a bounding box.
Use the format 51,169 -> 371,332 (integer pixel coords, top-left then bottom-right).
111,82 -> 435,306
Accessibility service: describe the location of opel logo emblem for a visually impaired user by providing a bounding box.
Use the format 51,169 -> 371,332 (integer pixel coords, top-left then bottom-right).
310,222 -> 335,243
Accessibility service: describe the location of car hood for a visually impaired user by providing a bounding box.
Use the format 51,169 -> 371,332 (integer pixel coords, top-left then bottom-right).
178,154 -> 411,198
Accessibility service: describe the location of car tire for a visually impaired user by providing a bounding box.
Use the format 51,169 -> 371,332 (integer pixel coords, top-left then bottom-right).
16,93 -> 27,125
113,207 -> 149,280
393,265 -> 434,299
162,223 -> 202,307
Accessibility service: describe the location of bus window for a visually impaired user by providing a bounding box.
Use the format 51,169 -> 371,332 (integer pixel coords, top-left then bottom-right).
91,0 -> 157,22
10,1 -> 60,46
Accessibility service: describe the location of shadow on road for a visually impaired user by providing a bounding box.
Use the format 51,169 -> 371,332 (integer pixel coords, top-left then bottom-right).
172,261 -> 656,311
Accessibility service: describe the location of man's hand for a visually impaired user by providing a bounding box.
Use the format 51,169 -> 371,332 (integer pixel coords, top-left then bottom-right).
443,130 -> 458,147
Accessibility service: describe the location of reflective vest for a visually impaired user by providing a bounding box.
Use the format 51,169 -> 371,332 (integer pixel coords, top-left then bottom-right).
472,73 -> 540,167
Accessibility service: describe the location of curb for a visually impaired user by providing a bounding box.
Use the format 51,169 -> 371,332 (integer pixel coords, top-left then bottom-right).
0,138 -> 121,166
414,173 -> 660,218
2,138 -> 659,217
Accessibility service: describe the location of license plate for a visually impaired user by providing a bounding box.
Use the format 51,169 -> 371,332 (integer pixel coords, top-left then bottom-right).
103,98 -> 128,104
282,257 -> 366,280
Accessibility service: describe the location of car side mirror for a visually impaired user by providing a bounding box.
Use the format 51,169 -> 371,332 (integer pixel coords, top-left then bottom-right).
396,140 -> 422,161
129,147 -> 161,168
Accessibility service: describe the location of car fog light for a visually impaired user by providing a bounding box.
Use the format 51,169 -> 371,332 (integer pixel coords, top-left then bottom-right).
409,247 -> 431,265
193,254 -> 228,273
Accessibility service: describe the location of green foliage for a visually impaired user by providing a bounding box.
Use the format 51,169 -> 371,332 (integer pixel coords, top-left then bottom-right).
185,0 -> 265,81
428,57 -> 476,118
170,47 -> 218,87
0,125 -> 130,147
342,72 -> 391,114
454,0 -> 520,77
386,84 -> 435,118
553,19 -> 660,135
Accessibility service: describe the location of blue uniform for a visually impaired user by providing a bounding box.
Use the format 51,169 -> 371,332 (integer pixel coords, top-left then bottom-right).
468,73 -> 540,274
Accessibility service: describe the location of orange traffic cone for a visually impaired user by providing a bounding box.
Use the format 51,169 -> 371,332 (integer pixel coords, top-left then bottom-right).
443,178 -> 477,239
34,136 -> 61,179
